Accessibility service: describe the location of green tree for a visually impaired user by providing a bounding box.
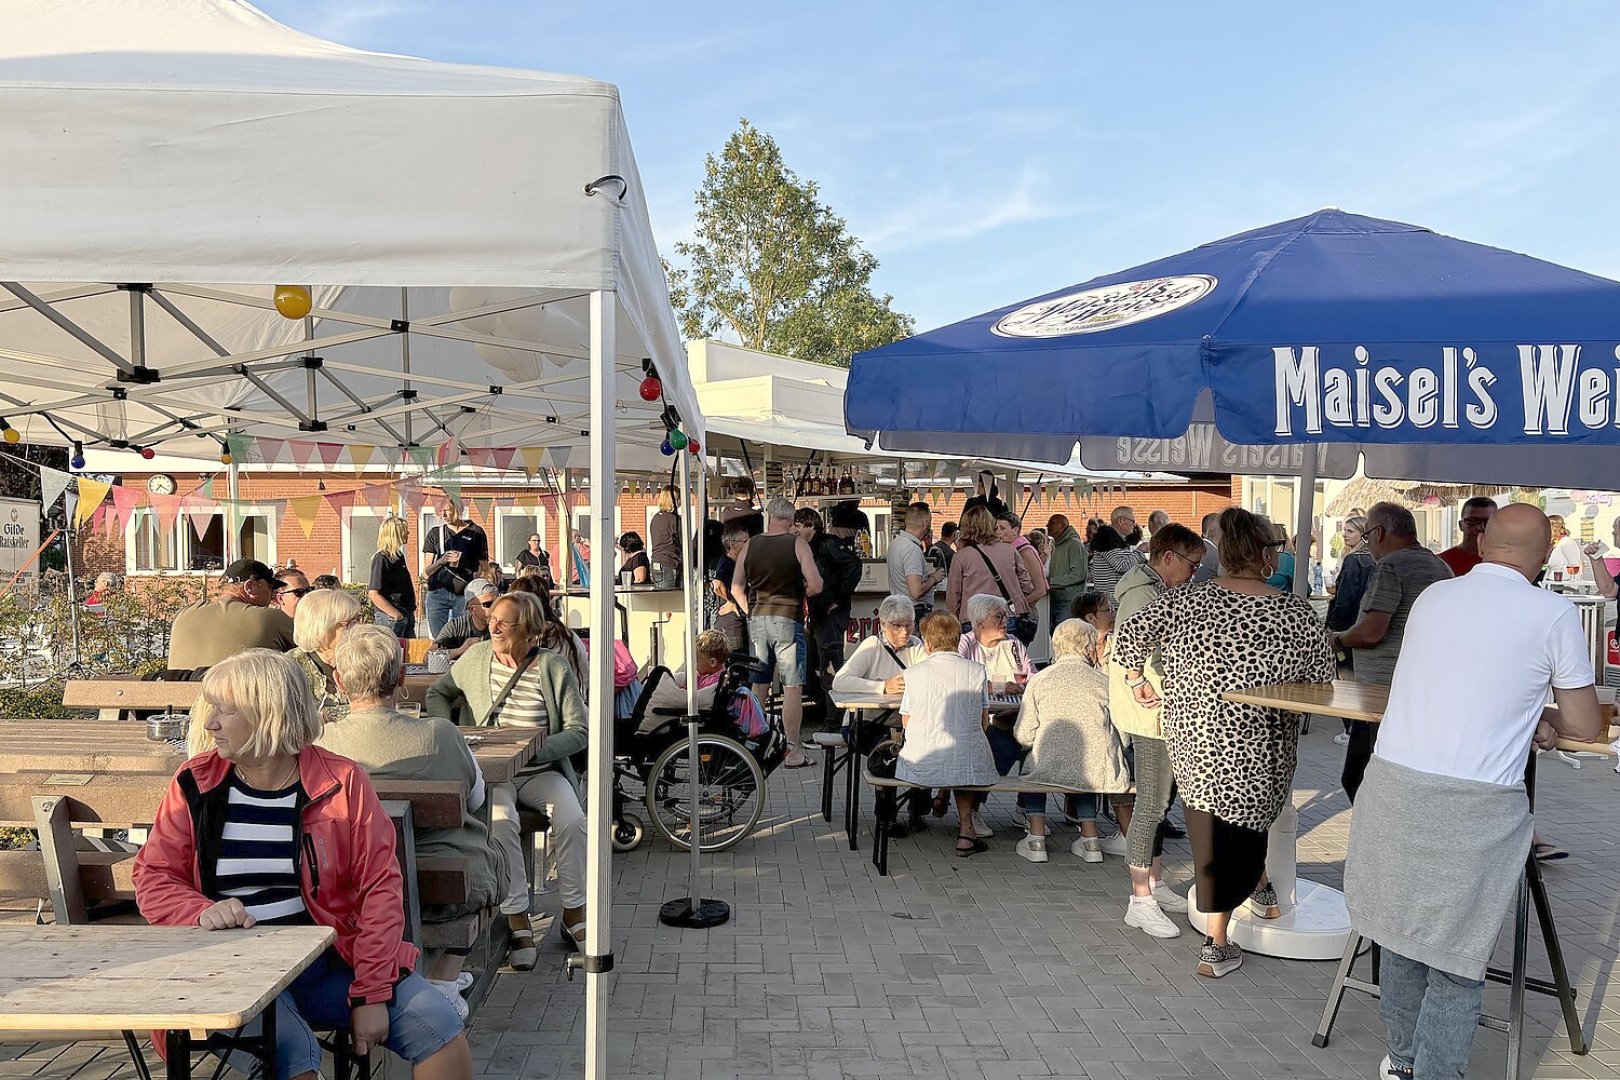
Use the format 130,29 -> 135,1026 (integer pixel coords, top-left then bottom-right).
666,119 -> 913,367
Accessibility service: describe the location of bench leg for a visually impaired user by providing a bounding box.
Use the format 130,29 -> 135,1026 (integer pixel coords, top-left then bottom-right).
821,748 -> 836,822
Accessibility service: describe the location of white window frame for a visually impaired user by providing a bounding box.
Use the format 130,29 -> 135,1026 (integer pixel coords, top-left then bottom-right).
125,503 -> 277,575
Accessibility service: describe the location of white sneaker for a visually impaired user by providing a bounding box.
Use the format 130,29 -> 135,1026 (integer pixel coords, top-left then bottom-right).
1071,836 -> 1103,863
427,977 -> 471,1022
1015,835 -> 1049,863
453,971 -> 475,991
971,811 -> 994,838
1098,831 -> 1128,856
1377,1054 -> 1413,1079
1124,896 -> 1181,939
1334,732 -> 1351,745
1151,881 -> 1189,913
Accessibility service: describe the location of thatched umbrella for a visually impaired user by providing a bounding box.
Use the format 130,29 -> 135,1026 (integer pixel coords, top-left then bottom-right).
1325,477 -> 1420,518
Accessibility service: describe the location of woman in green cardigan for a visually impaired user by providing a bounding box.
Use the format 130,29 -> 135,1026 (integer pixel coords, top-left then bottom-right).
426,591 -> 588,972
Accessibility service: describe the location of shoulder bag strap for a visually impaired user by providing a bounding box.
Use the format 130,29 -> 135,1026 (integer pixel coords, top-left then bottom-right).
485,646 -> 540,727
880,641 -> 909,670
971,545 -> 1015,605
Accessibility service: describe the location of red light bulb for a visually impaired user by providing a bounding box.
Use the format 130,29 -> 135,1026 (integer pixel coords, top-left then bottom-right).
638,375 -> 662,402
139,446 -> 156,460
686,439 -> 701,454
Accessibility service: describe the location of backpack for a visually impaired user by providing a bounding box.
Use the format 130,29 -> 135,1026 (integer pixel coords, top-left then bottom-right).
818,533 -> 863,607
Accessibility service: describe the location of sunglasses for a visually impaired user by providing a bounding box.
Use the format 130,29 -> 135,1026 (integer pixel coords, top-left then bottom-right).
278,587 -> 314,599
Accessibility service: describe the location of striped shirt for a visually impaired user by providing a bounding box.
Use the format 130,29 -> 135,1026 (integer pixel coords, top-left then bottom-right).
490,657 -> 549,728
1088,548 -> 1143,605
214,773 -> 310,926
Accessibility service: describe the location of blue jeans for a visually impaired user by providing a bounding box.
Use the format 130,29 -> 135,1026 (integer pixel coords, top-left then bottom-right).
423,588 -> 465,639
212,950 -> 462,1080
985,725 -> 1052,815
1379,947 -> 1484,1080
374,610 -> 416,638
747,615 -> 805,687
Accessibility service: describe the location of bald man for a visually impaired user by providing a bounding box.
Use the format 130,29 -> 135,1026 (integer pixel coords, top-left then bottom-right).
1344,504 -> 1603,1080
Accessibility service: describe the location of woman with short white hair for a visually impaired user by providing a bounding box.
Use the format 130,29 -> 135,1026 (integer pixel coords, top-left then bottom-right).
998,619 -> 1131,865
832,594 -> 930,832
958,593 -> 1034,690
134,649 -> 472,1080
320,625 -> 505,1021
289,586 -> 363,723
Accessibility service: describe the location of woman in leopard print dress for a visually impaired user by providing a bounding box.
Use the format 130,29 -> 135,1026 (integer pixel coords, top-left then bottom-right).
1113,507 -> 1334,979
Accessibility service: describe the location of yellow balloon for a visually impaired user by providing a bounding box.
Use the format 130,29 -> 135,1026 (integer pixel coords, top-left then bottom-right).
274,284 -> 312,320
1,427 -> 18,444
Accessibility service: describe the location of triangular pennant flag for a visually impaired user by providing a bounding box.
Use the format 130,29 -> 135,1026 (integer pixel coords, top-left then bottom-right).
435,438 -> 459,469
182,494 -> 217,539
466,447 -> 494,470
149,492 -> 182,538
402,484 -> 426,517
518,447 -> 545,477
317,442 -> 344,468
349,444 -> 376,475
491,447 -> 517,472
287,495 -> 324,539
324,491 -> 356,514
109,485 -> 142,532
256,437 -> 285,465
199,476 -> 215,499
73,477 -> 111,528
289,440 -> 318,467
408,446 -> 434,471
439,477 -> 461,501
225,433 -> 254,464
40,467 -> 72,513
95,506 -> 114,538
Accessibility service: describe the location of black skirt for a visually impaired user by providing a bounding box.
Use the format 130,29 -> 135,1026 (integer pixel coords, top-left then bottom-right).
1185,807 -> 1268,913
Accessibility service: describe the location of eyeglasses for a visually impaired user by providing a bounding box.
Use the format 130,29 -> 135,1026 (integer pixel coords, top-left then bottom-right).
475,599 -> 498,609
882,622 -> 914,633
1169,549 -> 1203,569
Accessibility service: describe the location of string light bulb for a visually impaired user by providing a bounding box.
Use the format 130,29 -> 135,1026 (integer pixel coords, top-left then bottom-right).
639,374 -> 662,402
70,442 -> 85,471
687,438 -> 701,455
138,445 -> 156,461
668,429 -> 688,451
659,438 -> 675,456
0,419 -> 18,445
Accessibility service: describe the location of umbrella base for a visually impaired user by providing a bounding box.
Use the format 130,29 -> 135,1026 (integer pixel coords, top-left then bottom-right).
659,897 -> 731,929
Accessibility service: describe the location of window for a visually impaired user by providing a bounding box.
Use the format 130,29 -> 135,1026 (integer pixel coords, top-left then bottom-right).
493,507 -> 549,568
342,508 -> 387,584
127,508 -> 274,574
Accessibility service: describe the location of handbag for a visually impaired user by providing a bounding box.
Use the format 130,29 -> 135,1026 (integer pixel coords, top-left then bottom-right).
483,646 -> 539,727
971,546 -> 1037,646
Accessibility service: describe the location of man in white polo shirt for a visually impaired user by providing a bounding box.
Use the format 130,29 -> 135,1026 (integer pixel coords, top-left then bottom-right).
1344,504 -> 1604,1080
887,504 -> 944,621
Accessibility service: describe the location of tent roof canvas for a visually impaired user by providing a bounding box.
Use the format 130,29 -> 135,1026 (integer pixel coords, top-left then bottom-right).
0,0 -> 700,456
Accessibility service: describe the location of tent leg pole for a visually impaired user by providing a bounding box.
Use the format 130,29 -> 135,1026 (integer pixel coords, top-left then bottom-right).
661,415 -> 729,931
577,290 -> 616,1080
227,451 -> 241,566
1293,447 -> 1318,597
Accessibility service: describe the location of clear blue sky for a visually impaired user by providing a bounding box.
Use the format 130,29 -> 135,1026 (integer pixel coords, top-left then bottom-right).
260,1 -> 1620,335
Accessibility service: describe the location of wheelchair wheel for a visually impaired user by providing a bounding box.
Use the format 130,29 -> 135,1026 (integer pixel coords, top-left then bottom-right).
612,813 -> 645,852
646,732 -> 766,853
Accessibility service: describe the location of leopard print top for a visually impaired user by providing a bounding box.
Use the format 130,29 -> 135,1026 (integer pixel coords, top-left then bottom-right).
1112,580 -> 1335,830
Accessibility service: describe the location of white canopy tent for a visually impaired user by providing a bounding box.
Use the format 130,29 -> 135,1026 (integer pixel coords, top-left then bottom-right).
0,3 -> 705,1074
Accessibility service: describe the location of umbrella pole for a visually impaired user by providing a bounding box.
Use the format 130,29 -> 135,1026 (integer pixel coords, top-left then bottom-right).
574,290 -> 615,1080
660,439 -> 730,929
1292,448 -> 1317,598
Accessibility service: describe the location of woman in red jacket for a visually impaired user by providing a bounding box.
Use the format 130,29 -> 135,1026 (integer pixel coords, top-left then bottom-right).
133,649 -> 471,1080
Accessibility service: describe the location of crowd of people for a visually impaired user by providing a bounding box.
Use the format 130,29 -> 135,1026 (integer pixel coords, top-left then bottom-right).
118,475 -> 1609,1080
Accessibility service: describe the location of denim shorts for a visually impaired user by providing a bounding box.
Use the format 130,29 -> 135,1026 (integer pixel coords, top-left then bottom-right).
212,950 -> 462,1080
747,615 -> 805,687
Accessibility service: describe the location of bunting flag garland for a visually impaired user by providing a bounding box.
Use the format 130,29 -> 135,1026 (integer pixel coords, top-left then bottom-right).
287,495 -> 324,538
491,447 -> 517,472
289,440 -> 318,467
108,485 -> 142,532
40,467 -> 72,514
73,477 -> 111,528
182,494 -> 216,539
435,438 -> 459,469
324,490 -> 356,514
316,443 -> 343,468
257,437 -> 285,465
519,447 -> 545,477
551,446 -> 572,470
149,492 -> 183,538
225,433 -> 254,464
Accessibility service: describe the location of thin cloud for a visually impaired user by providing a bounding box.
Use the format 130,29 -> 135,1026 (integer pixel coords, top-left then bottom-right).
859,166 -> 1097,253
303,1 -> 423,42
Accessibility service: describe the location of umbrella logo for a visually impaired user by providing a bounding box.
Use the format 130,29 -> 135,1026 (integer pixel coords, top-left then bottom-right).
992,274 -> 1217,338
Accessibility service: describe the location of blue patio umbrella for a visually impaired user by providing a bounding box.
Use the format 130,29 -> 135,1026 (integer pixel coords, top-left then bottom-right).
846,209 -> 1620,486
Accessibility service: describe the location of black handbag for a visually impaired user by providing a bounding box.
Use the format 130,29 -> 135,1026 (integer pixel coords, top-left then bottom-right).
971,546 -> 1037,646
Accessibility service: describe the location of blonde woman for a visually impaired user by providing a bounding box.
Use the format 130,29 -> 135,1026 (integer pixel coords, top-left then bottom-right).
134,650 -> 473,1080
649,484 -> 682,588
289,587 -> 363,724
425,591 -> 588,970
370,516 -> 417,637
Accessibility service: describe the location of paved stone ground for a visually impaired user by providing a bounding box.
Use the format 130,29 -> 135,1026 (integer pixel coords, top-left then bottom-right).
10,723 -> 1620,1079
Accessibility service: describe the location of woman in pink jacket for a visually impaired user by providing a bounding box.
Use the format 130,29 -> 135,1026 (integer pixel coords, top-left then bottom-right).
945,505 -> 1037,623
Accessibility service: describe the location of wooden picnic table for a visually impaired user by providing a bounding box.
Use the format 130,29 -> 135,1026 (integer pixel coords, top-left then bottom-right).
1221,678 -> 1618,755
0,924 -> 333,1079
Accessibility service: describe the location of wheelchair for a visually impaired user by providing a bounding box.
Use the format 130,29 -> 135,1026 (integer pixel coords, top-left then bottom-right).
610,652 -> 787,853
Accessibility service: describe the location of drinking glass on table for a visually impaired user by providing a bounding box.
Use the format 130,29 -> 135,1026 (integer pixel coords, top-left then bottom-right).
397,701 -> 422,718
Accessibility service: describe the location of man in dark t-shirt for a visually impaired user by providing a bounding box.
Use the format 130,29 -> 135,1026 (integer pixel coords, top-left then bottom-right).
719,476 -> 764,537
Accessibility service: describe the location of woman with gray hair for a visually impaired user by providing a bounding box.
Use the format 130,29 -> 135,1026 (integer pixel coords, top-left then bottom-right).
289,586 -> 363,724
954,592 -> 1035,837
994,618 -> 1132,865
134,649 -> 472,1079
833,594 -> 930,833
320,625 -> 504,1021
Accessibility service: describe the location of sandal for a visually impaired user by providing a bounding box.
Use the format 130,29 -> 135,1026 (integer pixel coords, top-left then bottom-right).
558,917 -> 586,952
955,835 -> 988,858
507,926 -> 538,971
1534,842 -> 1569,862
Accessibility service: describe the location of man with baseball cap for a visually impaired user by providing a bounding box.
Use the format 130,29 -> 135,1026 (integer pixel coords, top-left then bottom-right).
166,559 -> 296,672
432,578 -> 497,658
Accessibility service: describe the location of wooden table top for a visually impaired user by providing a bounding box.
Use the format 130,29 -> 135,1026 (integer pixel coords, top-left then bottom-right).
0,925 -> 333,1033
1223,679 -> 1617,756
829,691 -> 1023,714
0,718 -> 539,785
